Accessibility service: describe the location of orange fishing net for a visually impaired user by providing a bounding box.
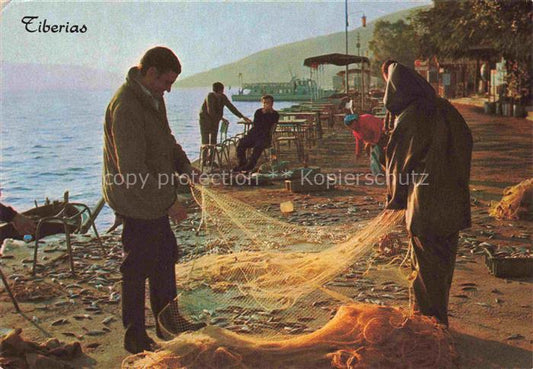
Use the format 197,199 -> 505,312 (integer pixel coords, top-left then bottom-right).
122,304 -> 455,369
490,178 -> 533,220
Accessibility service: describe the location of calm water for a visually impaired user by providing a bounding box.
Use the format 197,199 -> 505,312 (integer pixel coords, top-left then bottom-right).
0,87 -> 294,229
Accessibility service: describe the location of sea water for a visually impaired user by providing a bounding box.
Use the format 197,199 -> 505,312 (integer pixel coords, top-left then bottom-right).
0,87 -> 294,229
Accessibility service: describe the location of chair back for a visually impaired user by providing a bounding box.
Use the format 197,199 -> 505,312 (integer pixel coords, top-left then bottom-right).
219,120 -> 229,143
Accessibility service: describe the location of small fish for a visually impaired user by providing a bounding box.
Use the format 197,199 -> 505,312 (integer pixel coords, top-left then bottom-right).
84,330 -> 106,336
86,342 -> 101,349
506,334 -> 525,340
62,332 -> 83,340
51,318 -> 69,326
453,294 -> 469,299
284,326 -> 304,334
460,282 -> 477,287
210,317 -> 228,324
73,314 -> 92,320
101,316 -> 116,325
238,325 -> 252,333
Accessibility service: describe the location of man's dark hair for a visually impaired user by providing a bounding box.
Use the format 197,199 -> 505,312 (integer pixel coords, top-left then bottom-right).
213,82 -> 224,93
139,46 -> 181,76
262,94 -> 274,103
381,59 -> 398,78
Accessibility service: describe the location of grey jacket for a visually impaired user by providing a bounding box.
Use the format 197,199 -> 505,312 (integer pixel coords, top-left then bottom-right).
102,67 -> 192,219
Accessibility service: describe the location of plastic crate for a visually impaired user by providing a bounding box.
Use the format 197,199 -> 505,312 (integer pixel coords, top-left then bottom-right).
484,248 -> 533,278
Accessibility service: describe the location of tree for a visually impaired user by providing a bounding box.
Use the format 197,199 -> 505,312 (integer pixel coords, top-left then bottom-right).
411,0 -> 531,103
369,19 -> 418,75
368,19 -> 419,76
412,0 -> 532,62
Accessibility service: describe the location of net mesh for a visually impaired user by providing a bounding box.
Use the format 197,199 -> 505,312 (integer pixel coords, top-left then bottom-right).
123,184 -> 456,368
123,304 -> 455,369
490,178 -> 533,220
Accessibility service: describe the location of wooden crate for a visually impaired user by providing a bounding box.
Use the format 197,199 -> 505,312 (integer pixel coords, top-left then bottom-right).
484,248 -> 533,278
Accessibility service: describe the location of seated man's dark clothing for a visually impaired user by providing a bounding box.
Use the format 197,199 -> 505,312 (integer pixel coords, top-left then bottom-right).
236,108 -> 279,171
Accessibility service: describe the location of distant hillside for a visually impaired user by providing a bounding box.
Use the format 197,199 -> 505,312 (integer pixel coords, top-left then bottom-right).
1,63 -> 123,91
177,6 -> 427,88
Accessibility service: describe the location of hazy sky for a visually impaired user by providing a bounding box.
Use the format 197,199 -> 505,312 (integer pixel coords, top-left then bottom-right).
1,0 -> 430,78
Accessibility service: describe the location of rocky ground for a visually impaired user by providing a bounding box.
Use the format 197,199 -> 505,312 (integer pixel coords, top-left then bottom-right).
0,103 -> 531,369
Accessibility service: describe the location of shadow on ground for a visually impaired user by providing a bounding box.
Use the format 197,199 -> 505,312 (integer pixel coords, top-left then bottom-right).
453,331 -> 532,369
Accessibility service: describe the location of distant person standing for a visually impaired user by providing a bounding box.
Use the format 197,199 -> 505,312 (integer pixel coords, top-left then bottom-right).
234,95 -> 279,173
102,46 -> 205,354
199,82 -> 251,145
382,59 -> 472,327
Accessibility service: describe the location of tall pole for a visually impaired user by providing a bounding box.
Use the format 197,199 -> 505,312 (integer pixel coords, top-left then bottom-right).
345,0 -> 349,94
357,33 -> 364,110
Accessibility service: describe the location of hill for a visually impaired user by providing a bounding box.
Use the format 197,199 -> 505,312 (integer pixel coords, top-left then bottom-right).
177,6 -> 427,88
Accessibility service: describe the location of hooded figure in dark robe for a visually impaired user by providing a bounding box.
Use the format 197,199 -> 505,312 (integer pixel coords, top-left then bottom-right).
383,61 -> 473,326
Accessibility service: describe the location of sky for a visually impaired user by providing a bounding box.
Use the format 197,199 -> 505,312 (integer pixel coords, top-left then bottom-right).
1,0 -> 431,78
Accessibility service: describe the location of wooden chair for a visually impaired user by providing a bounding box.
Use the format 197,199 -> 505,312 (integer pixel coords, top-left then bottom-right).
32,193 -> 102,276
274,122 -> 304,163
199,122 -> 233,172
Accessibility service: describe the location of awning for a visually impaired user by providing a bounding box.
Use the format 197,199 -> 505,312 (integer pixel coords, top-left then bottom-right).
336,68 -> 371,76
303,53 -> 370,68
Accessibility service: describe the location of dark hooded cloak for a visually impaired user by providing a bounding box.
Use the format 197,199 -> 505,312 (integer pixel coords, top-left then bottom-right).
384,62 -> 472,237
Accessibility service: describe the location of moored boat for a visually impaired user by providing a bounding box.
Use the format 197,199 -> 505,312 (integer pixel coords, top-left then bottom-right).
232,77 -> 335,102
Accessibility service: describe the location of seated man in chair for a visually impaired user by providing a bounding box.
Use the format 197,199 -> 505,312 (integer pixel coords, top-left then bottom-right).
234,95 -> 279,173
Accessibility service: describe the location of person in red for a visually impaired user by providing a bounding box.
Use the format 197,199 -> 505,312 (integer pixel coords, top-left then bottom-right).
344,113 -> 386,175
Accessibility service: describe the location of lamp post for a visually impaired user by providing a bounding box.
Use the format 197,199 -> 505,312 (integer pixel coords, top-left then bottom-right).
345,0 -> 349,94
344,0 -> 366,95
357,32 -> 364,110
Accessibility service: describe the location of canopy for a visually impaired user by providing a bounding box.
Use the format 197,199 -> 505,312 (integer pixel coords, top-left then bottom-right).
304,53 -> 370,68
336,68 -> 371,76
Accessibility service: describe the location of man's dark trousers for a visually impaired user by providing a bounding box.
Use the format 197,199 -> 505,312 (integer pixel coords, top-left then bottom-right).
236,134 -> 267,169
410,232 -> 458,326
120,215 -> 178,335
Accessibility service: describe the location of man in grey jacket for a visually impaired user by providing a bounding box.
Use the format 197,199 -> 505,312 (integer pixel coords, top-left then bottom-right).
102,46 -> 204,354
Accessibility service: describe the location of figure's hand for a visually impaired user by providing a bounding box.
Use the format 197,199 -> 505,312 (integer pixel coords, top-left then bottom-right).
168,200 -> 187,224
243,117 -> 252,123
12,213 -> 36,235
364,143 -> 373,157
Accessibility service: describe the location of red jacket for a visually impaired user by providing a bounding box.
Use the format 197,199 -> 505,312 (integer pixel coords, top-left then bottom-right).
351,114 -> 384,155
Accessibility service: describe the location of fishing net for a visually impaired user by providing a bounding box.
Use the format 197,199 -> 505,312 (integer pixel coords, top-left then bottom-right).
123,304 -> 455,369
490,178 -> 533,220
123,184 -> 456,368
